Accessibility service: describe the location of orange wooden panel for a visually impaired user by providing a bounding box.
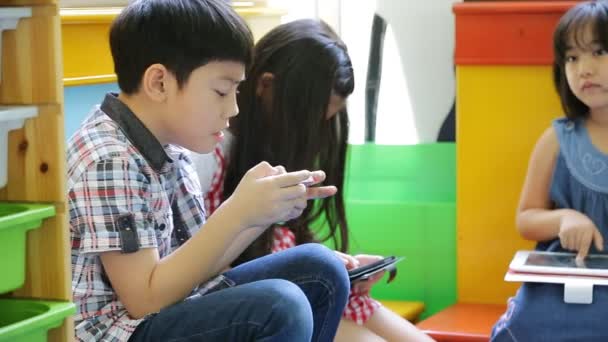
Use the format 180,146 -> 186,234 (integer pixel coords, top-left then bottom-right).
454,1 -> 578,65
417,303 -> 506,342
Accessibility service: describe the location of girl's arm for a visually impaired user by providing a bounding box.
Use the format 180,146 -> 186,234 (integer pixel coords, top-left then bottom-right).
518,126 -> 604,259
516,126 -> 566,241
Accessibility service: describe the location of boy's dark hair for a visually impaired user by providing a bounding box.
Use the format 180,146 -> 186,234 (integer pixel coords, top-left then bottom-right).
110,0 -> 253,94
224,19 -> 355,265
553,0 -> 608,119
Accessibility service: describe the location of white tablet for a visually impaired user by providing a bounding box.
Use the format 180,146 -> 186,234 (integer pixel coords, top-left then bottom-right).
509,250 -> 608,277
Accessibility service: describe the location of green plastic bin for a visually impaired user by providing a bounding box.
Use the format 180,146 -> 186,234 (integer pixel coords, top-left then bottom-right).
317,143 -> 457,319
0,203 -> 56,294
0,299 -> 75,342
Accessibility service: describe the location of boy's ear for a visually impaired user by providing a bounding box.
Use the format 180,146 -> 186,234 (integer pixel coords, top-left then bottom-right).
256,72 -> 275,97
142,64 -> 170,102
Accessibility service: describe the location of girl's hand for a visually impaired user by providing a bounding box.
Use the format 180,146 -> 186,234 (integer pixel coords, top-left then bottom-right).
334,251 -> 359,270
559,210 -> 604,262
352,254 -> 385,294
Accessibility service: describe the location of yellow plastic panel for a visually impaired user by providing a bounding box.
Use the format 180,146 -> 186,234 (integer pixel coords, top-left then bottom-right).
456,65 -> 562,303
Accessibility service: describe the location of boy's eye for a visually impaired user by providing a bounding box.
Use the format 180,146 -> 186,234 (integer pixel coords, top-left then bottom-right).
215,90 -> 227,97
594,49 -> 607,56
565,55 -> 577,63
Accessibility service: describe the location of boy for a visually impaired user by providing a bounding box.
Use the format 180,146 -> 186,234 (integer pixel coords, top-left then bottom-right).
68,1 -> 349,341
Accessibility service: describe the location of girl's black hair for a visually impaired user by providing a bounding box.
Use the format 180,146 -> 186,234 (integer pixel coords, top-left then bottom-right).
553,0 -> 608,118
225,19 -> 355,265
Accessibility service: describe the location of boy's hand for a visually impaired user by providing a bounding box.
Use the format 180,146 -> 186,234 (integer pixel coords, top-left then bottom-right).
303,170 -> 337,200
559,210 -> 604,262
225,162 -> 335,229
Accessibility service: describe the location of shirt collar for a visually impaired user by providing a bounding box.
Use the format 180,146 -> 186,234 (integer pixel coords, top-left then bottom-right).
100,93 -> 172,171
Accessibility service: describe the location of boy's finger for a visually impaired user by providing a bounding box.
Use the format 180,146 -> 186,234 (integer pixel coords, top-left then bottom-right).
289,197 -> 307,212
273,165 -> 287,175
303,170 -> 327,186
248,161 -> 276,178
272,170 -> 312,188
307,186 -> 337,199
279,184 -> 308,200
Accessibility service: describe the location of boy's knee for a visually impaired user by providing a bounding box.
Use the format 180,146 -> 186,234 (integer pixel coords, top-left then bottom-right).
292,244 -> 349,294
262,280 -> 313,336
299,243 -> 348,274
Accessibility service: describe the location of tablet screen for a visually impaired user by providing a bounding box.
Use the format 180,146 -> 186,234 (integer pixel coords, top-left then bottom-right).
525,253 -> 608,270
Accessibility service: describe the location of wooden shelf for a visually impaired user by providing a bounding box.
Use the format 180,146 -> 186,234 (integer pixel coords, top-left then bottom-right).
0,105 -> 37,188
0,4 -> 62,104
0,7 -> 31,84
0,104 -> 65,202
0,0 -> 72,340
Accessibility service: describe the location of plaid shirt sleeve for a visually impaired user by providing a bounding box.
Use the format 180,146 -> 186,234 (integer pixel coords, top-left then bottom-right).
169,151 -> 207,249
69,158 -> 159,254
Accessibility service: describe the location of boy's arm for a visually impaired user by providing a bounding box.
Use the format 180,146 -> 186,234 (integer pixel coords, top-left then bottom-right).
212,225 -> 266,272
97,161 -> 313,319
100,203 -> 244,319
212,175 -> 338,272
516,126 -> 569,241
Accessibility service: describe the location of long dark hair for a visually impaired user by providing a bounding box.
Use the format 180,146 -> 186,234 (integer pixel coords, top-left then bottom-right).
224,19 -> 354,265
553,0 -> 608,119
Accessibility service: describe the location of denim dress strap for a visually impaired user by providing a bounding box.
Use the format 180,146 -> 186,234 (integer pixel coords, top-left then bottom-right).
553,118 -> 608,194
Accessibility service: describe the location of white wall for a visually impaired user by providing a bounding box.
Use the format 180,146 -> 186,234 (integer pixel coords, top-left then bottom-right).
376,0 -> 459,143
341,0 -> 460,144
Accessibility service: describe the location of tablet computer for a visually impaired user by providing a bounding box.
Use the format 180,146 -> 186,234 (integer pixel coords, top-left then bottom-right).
509,250 -> 608,277
348,256 -> 404,284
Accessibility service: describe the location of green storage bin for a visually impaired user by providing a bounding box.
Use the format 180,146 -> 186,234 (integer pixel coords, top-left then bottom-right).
317,143 -> 457,319
0,299 -> 75,342
0,203 -> 55,294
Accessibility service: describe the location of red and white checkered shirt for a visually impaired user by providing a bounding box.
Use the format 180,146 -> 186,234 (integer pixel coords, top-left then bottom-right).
197,145 -> 381,325
68,94 -> 214,341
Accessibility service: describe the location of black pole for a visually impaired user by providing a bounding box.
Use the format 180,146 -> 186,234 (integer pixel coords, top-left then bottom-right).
365,14 -> 387,143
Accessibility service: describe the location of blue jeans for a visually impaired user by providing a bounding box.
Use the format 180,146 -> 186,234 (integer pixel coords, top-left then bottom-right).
128,243 -> 349,342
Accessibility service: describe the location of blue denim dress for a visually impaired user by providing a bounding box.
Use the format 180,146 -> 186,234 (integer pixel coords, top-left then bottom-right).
491,118 -> 608,342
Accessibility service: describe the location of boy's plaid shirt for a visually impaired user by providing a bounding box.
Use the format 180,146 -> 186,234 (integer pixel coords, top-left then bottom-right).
68,94 -> 215,341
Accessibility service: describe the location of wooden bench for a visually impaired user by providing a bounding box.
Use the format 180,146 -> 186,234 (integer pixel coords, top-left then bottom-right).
379,300 -> 425,322
416,303 -> 506,342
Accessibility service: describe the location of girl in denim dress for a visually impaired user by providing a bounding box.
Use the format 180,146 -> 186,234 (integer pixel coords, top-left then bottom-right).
492,1 -> 608,341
